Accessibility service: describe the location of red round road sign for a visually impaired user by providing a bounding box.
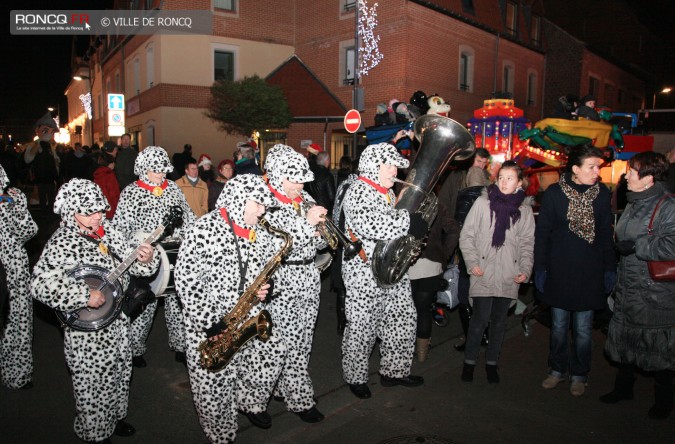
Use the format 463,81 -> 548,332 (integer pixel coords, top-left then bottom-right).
344,109 -> 362,133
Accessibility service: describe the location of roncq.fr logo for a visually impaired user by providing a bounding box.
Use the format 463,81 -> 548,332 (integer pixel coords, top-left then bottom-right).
15,14 -> 90,25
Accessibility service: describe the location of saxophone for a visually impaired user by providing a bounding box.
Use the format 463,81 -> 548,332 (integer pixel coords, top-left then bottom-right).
197,218 -> 293,372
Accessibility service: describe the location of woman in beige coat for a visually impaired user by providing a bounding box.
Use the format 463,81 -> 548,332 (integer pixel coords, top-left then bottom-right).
459,161 -> 535,383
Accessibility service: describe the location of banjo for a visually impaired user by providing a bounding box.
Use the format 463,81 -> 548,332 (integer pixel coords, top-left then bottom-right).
56,206 -> 183,332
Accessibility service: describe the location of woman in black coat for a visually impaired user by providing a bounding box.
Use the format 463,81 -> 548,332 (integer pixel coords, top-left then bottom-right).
534,145 -> 616,397
601,152 -> 675,420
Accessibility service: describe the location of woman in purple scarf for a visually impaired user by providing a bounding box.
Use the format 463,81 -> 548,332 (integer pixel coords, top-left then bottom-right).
458,161 -> 535,383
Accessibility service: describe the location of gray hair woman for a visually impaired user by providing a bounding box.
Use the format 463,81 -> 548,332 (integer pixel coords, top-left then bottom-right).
602,151 -> 675,420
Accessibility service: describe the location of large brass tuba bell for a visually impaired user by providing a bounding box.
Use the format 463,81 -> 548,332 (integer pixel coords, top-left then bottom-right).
370,114 -> 475,287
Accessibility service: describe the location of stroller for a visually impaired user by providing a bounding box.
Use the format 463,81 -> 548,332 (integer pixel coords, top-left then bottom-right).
432,264 -> 460,327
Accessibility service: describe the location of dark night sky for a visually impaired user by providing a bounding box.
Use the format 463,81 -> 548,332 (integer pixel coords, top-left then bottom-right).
1,1 -> 673,125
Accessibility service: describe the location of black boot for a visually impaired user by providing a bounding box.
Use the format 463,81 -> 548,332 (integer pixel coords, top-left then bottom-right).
454,304 -> 471,352
599,371 -> 635,404
461,363 -> 475,382
649,384 -> 674,419
336,290 -> 346,336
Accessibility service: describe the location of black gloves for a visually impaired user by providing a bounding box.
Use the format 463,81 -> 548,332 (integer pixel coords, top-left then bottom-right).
615,240 -> 635,256
408,212 -> 429,238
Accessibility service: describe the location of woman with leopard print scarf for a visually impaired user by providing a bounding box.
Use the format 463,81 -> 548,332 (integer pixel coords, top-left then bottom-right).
534,145 -> 616,398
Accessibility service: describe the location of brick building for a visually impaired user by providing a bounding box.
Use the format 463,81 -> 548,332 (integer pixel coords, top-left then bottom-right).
67,0 -> 653,165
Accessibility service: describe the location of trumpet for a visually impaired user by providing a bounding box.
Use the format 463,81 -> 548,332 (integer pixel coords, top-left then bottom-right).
296,194 -> 362,261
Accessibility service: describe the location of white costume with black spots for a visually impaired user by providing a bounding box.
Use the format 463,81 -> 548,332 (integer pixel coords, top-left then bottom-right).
0,165 -> 38,388
113,146 -> 196,357
264,144 -> 326,413
31,179 -> 159,442
341,143 -> 417,383
175,175 -> 286,444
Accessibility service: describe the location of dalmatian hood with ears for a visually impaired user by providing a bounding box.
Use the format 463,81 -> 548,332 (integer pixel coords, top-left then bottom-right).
54,178 -> 110,229
264,144 -> 314,195
216,174 -> 277,226
358,142 -> 409,184
134,146 -> 174,184
0,163 -> 9,193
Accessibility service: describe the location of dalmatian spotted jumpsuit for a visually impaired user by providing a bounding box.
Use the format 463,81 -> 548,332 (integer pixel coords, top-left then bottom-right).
263,144 -> 326,413
341,143 -> 417,384
175,174 -> 286,444
31,179 -> 159,442
113,146 -> 196,358
0,165 -> 38,389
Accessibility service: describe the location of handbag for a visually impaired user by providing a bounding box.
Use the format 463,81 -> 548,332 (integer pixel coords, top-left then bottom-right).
646,194 -> 675,282
436,264 -> 460,309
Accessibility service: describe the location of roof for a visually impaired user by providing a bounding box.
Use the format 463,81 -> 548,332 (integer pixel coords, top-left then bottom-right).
266,55 -> 347,121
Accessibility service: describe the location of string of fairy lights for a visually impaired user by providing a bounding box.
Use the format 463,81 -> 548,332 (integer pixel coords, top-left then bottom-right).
357,0 -> 383,76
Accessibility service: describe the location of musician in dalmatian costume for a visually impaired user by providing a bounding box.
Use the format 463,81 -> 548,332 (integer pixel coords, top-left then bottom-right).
175,174 -> 287,443
263,144 -> 328,423
113,146 -> 196,367
0,164 -> 37,389
31,178 -> 158,443
341,142 -> 428,400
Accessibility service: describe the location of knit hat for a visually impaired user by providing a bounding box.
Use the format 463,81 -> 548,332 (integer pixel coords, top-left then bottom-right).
54,178 -> 110,227
307,143 -> 323,155
265,144 -> 314,192
134,146 -> 174,181
198,154 -> 212,168
358,142 -> 410,178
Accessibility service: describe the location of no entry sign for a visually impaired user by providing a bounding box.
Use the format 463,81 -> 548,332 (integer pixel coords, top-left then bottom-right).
344,109 -> 362,133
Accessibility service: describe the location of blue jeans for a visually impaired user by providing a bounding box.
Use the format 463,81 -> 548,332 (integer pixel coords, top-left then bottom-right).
548,308 -> 594,383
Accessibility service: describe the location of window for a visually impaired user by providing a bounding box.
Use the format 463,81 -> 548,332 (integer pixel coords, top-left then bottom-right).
604,83 -> 614,108
530,15 -> 541,46
345,47 -> 355,85
461,0 -> 475,14
133,58 -> 140,95
589,76 -> 600,96
146,44 -> 154,88
527,72 -> 537,105
458,46 -> 474,92
505,2 -> 518,37
341,0 -> 356,13
106,78 -> 111,96
115,71 -> 120,92
214,51 -> 234,81
214,0 -> 235,11
503,63 -> 515,95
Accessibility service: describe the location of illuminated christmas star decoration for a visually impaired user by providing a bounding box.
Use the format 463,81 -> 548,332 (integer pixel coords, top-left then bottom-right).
358,0 -> 383,76
79,92 -> 92,119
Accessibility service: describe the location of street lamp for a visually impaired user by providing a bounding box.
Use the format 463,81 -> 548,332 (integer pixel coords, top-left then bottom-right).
651,87 -> 672,109
74,75 -> 94,146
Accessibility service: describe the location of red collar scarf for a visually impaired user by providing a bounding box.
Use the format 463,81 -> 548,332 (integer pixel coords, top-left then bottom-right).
220,208 -> 256,242
85,225 -> 105,239
268,184 -> 302,207
358,176 -> 391,202
136,179 -> 168,197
